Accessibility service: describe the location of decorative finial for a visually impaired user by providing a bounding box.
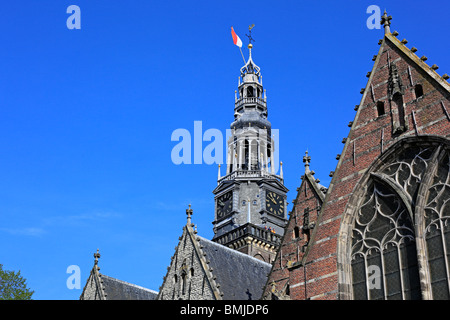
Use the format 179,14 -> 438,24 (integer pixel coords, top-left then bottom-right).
246,24 -> 255,52
380,10 -> 392,34
186,204 -> 193,225
303,151 -> 311,173
94,248 -> 101,265
280,161 -> 283,179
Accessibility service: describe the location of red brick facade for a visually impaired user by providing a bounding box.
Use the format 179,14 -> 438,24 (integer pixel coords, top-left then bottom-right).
263,19 -> 450,300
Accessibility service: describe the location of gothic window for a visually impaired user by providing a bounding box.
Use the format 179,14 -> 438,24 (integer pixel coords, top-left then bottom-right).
377,101 -> 385,117
415,84 -> 424,99
342,139 -> 450,300
423,150 -> 450,299
351,182 -> 421,300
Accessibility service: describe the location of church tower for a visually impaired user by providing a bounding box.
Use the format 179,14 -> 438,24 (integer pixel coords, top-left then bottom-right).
212,39 -> 288,263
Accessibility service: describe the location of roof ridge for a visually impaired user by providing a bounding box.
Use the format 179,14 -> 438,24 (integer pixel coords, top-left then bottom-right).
196,234 -> 273,267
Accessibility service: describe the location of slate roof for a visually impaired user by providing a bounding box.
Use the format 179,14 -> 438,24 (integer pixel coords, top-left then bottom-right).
197,235 -> 272,300
100,274 -> 158,300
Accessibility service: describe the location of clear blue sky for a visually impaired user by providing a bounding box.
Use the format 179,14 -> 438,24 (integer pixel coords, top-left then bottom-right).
0,1 -> 448,299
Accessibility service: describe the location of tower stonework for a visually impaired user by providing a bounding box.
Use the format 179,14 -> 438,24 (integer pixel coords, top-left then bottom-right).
263,13 -> 450,300
212,44 -> 288,264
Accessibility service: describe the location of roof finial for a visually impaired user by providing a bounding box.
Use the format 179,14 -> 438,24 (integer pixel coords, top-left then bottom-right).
303,150 -> 311,173
186,204 -> 193,225
380,10 -> 392,35
94,248 -> 101,266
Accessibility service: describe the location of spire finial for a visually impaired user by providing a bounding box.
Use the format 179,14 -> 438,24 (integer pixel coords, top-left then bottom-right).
246,24 -> 255,56
380,10 -> 392,35
94,248 -> 101,265
186,204 -> 193,225
246,24 -> 255,45
303,150 -> 311,173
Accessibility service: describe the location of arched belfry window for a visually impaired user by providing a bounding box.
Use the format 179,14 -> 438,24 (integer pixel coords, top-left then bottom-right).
338,137 -> 450,300
247,86 -> 254,97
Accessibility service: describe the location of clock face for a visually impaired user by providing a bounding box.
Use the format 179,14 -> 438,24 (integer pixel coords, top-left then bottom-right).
265,191 -> 284,217
217,191 -> 233,219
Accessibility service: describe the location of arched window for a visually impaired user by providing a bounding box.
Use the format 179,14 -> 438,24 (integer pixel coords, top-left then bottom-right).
422,149 -> 450,299
415,84 -> 424,99
339,138 -> 450,300
247,86 -> 254,97
351,182 -> 421,300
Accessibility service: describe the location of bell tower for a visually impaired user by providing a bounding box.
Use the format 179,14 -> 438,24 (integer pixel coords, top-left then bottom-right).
212,36 -> 288,263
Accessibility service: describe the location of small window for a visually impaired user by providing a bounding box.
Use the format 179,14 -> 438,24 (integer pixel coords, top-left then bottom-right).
415,84 -> 423,99
293,226 -> 300,239
242,200 -> 246,206
376,101 -> 385,117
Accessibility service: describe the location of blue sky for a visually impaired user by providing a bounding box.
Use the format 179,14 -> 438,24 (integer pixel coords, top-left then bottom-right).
0,1 -> 448,299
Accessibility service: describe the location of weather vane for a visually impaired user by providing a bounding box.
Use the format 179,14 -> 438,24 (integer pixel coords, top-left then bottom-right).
246,24 -> 255,45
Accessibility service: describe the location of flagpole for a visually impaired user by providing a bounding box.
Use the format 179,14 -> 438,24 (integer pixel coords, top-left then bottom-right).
239,46 -> 246,64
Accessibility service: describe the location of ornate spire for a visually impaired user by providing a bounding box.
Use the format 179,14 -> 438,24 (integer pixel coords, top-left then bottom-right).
240,24 -> 260,78
186,204 -> 193,225
380,10 -> 392,34
303,151 -> 311,173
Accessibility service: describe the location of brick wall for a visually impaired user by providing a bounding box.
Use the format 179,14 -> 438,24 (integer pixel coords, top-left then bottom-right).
263,31 -> 450,300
